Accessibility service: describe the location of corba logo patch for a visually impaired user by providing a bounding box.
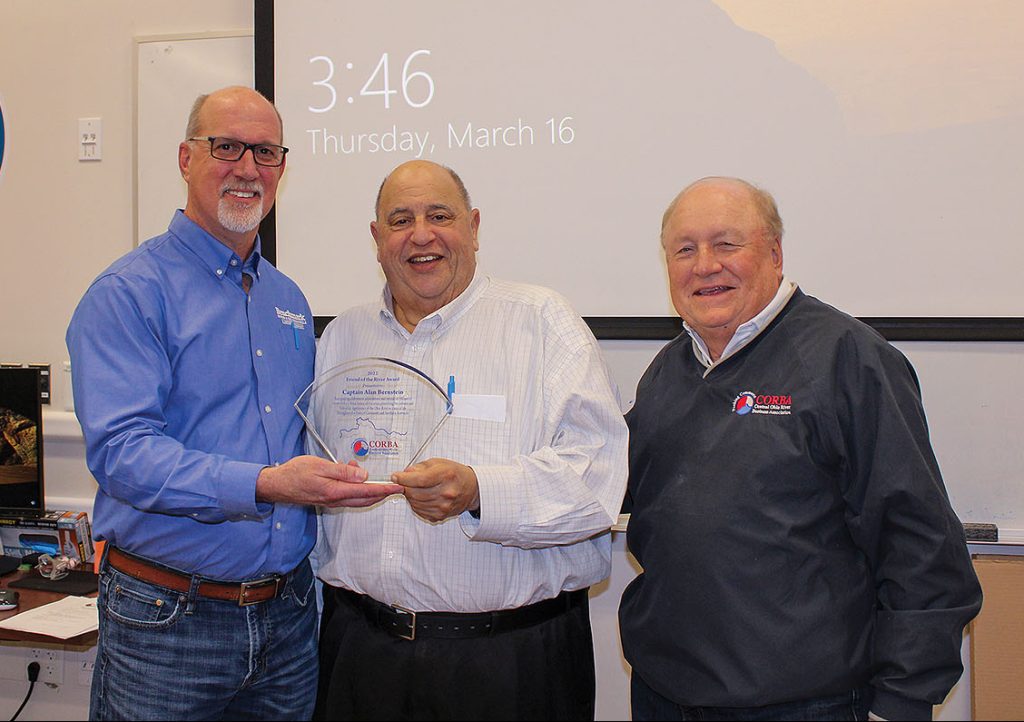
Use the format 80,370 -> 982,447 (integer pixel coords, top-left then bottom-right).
733,392 -> 756,415
732,391 -> 793,416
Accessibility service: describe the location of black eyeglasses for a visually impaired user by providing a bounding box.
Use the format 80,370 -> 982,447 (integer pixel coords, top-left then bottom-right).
189,136 -> 289,167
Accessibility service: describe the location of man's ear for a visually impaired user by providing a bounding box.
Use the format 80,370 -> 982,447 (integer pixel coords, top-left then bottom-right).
371,220 -> 382,262
771,237 -> 783,275
178,142 -> 192,182
470,208 -> 481,252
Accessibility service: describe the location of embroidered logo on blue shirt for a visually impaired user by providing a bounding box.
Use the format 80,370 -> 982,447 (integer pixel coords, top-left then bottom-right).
275,307 -> 308,330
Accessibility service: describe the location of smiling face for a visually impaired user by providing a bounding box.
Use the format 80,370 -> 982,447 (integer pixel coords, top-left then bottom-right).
178,87 -> 285,258
371,161 -> 480,331
661,178 -> 783,360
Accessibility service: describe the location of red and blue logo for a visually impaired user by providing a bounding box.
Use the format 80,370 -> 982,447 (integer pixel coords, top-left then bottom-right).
352,438 -> 370,457
732,390 -> 793,416
733,392 -> 756,415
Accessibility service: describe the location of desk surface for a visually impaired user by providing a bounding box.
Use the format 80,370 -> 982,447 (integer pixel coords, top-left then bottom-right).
0,569 -> 98,647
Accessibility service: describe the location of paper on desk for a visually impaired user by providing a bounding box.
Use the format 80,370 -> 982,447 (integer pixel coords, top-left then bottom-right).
0,595 -> 99,638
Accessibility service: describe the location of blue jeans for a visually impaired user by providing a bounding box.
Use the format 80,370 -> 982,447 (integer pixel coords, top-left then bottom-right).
90,555 -> 318,721
631,671 -> 868,721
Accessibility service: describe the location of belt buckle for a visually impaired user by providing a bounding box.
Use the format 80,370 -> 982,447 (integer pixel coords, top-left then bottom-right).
238,576 -> 279,606
392,604 -> 417,640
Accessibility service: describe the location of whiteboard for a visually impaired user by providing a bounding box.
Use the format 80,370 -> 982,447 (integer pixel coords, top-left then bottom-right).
135,32 -> 253,245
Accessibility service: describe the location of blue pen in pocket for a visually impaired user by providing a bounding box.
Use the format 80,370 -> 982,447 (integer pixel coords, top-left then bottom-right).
293,326 -> 300,350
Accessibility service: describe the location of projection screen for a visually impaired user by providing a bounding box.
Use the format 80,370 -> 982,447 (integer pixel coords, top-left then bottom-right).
261,1 -> 1024,339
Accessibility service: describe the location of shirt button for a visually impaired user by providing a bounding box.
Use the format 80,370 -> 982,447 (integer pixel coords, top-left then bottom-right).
264,405 -> 272,413
411,345 -> 421,352
275,522 -> 282,530
387,551 -> 394,559
256,349 -> 264,357
216,269 -> 224,276
230,259 -> 238,266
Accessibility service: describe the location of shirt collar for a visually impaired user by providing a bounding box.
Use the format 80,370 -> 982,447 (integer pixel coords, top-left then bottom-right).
378,272 -> 489,336
684,277 -> 798,371
168,210 -> 262,282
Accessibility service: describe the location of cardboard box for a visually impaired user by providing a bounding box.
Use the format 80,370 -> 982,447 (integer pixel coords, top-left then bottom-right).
0,509 -> 94,563
971,555 -> 1024,720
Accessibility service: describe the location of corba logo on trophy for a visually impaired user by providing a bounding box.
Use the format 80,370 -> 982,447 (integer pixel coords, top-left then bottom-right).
352,438 -> 370,457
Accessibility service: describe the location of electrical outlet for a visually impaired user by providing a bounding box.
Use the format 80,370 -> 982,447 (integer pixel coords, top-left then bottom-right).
26,646 -> 64,685
78,117 -> 102,161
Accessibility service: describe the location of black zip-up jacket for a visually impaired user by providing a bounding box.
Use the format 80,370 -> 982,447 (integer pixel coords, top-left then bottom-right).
620,289 -> 982,721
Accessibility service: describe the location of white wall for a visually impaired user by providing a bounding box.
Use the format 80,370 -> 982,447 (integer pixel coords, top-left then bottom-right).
1,2 -> 1020,721
0,0 -> 253,411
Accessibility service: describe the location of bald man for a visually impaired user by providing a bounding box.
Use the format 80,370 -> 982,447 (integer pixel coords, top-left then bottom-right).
312,160 -> 628,721
619,177 -> 982,721
67,87 -> 398,720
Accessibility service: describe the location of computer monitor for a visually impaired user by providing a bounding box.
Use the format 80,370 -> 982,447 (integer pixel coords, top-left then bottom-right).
0,367 -> 44,513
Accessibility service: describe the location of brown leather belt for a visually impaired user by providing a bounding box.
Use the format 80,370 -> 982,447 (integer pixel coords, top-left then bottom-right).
106,547 -> 283,606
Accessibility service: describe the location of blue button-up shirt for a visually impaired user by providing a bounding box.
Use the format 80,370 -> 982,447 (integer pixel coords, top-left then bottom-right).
66,211 -> 316,579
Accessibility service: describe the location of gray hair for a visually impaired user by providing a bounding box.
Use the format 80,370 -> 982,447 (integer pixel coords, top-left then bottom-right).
661,176 -> 784,242
184,88 -> 283,142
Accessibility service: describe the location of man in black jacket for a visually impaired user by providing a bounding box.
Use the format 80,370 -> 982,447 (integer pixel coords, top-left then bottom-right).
619,176 -> 982,721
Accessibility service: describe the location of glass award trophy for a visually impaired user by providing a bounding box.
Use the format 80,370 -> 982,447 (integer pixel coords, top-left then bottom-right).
294,357 -> 453,482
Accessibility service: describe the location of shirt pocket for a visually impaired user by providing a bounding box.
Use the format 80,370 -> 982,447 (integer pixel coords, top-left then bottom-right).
432,414 -> 512,465
273,319 -> 315,399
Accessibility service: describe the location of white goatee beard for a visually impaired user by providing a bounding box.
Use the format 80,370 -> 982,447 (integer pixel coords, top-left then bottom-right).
218,182 -> 266,233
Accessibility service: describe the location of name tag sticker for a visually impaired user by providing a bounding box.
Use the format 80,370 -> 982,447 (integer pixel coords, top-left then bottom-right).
451,394 -> 506,423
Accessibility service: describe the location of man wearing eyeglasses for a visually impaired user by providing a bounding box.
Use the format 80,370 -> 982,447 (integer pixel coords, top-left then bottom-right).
67,86 -> 399,721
